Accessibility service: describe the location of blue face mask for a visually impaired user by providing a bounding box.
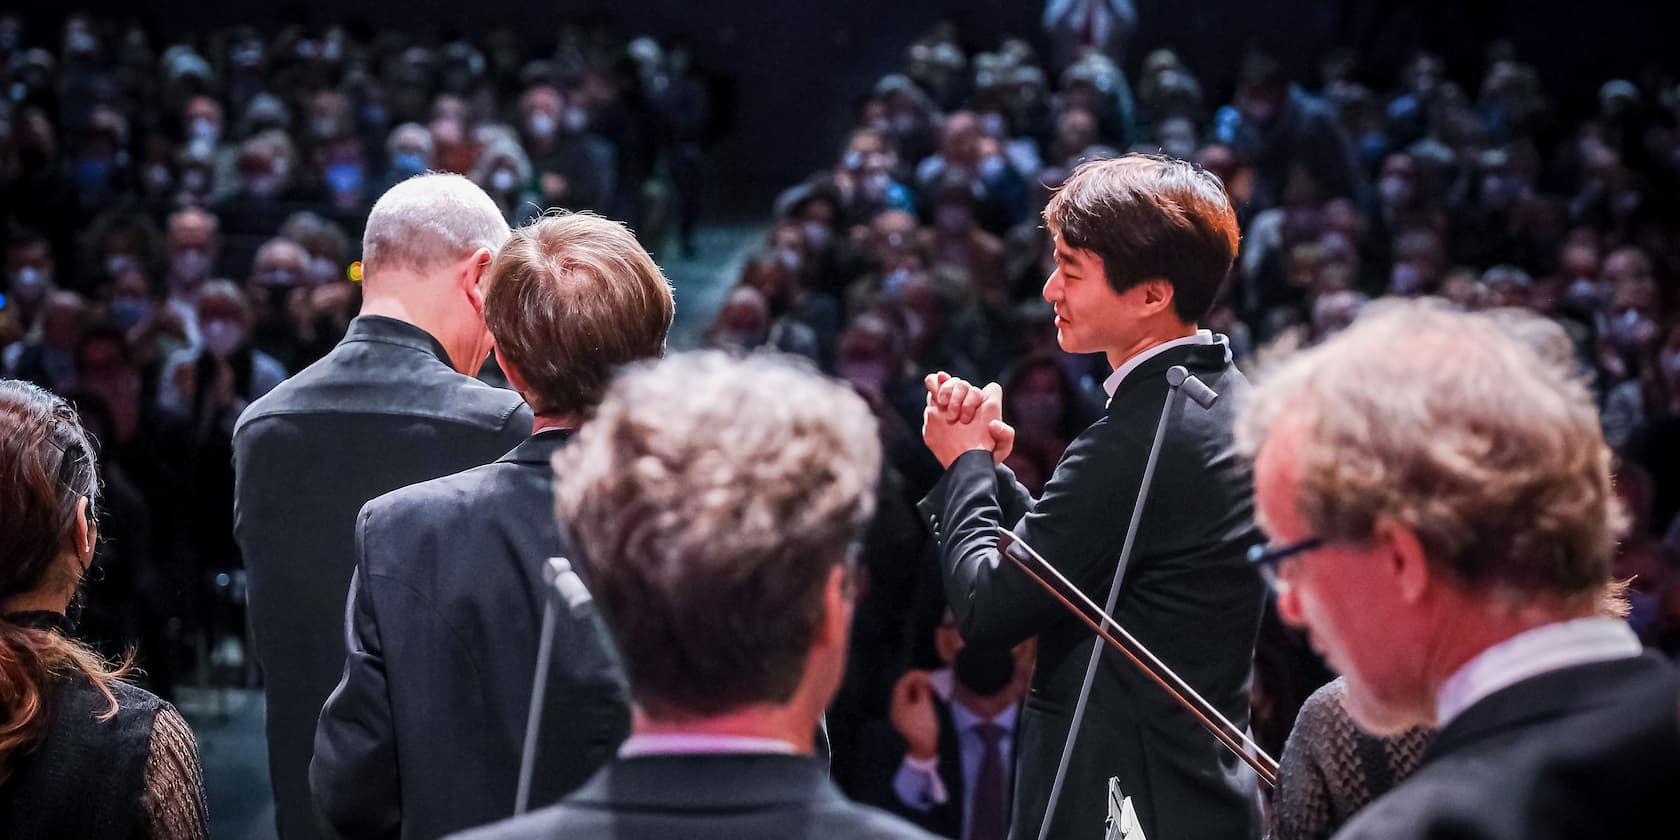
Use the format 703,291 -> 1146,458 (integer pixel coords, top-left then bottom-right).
111,296 -> 150,330
76,156 -> 112,189
392,152 -> 426,177
327,162 -> 364,195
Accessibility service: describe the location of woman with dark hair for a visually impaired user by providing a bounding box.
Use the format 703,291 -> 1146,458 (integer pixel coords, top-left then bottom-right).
0,379 -> 207,838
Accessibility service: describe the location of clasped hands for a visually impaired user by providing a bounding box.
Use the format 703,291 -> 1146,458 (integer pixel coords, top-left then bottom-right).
921,371 -> 1016,468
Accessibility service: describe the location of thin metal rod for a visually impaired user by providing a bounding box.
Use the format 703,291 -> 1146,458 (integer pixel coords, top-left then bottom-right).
1000,528 -> 1280,787
1036,384 -> 1183,840
515,592 -> 559,814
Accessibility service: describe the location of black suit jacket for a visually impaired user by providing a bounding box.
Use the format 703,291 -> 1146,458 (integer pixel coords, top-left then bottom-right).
233,316 -> 531,840
447,753 -> 941,840
920,339 -> 1264,840
1334,652 -> 1680,839
310,430 -> 631,839
853,695 -> 1021,838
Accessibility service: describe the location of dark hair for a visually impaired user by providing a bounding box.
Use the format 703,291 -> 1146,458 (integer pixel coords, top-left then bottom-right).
0,380 -> 126,783
484,212 -> 674,416
1043,153 -> 1240,323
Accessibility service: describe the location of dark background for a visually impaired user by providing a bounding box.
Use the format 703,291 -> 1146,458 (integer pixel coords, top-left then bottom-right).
16,0 -> 1679,208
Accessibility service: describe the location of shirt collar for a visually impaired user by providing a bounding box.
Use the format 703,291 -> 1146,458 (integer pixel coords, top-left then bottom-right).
1435,617 -> 1642,726
949,697 -> 1019,735
618,733 -> 802,758
342,315 -> 453,367
1102,329 -> 1217,398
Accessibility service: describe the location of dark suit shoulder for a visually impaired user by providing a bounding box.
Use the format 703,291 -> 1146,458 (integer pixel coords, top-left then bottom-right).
356,458 -> 532,575
446,800 -> 941,840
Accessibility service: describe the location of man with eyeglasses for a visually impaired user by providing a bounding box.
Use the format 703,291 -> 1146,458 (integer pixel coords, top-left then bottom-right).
1238,300 -> 1680,839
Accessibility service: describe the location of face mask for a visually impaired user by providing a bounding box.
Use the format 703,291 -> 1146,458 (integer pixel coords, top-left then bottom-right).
840,359 -> 889,392
10,266 -> 48,300
311,117 -> 340,139
801,221 -> 832,249
843,150 -> 865,171
309,256 -> 337,284
77,156 -> 112,189
326,162 -> 364,195
935,204 -> 970,234
1390,262 -> 1425,295
189,117 -> 220,145
111,295 -> 150,330
181,169 -> 210,194
891,113 -> 917,134
1661,348 -> 1680,384
1563,278 -> 1602,310
362,103 -> 387,127
202,318 -> 244,357
490,168 -> 518,193
145,164 -> 172,191
1379,175 -> 1412,205
246,173 -> 282,198
171,250 -> 209,283
980,112 -> 1006,138
392,152 -> 427,177
1608,309 -> 1656,350
1359,132 -> 1387,162
561,107 -> 588,133
1013,393 -> 1063,430
953,643 -> 1016,697
776,247 -> 802,272
527,111 -> 556,139
883,268 -> 913,297
105,254 -> 138,277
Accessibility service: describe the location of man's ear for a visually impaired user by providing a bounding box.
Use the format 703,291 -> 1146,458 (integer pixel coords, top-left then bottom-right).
1138,278 -> 1177,317
464,247 -> 495,315
815,564 -> 856,649
1377,517 -> 1433,604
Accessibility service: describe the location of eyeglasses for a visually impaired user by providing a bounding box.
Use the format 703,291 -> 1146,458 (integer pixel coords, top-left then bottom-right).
1246,536 -> 1323,594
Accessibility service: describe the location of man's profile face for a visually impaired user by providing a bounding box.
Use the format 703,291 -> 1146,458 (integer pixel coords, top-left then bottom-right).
1253,423 -> 1428,734
1041,235 -> 1132,357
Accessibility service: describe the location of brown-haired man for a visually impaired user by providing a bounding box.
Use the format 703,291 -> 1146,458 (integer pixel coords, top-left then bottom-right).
920,154 -> 1264,838
310,212 -> 673,839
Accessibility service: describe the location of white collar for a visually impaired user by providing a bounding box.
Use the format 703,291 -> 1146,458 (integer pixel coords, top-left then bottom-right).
1434,617 -> 1642,726
618,733 -> 801,758
1102,329 -> 1217,398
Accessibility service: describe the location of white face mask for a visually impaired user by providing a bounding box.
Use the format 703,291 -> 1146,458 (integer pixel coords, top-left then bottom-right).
527,111 -> 556,138
10,266 -> 49,299
201,318 -> 244,357
491,168 -> 517,193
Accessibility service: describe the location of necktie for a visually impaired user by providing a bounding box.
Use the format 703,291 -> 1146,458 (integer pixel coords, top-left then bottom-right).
970,722 -> 1008,840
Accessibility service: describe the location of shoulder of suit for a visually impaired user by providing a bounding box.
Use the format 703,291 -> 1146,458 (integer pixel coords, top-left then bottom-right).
235,353 -> 529,437
360,462 -> 509,537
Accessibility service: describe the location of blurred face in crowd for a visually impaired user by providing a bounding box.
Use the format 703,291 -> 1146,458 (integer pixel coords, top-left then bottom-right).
198,290 -> 251,358
237,143 -> 289,199
7,240 -> 54,304
1156,116 -> 1197,161
1007,362 -> 1066,435
107,270 -> 153,331
1378,154 -> 1416,207
837,312 -> 902,396
519,85 -> 563,142
709,286 -> 770,351
940,111 -> 982,167
1056,108 -> 1097,161
167,211 -> 218,291
41,292 -> 88,351
184,96 -> 223,146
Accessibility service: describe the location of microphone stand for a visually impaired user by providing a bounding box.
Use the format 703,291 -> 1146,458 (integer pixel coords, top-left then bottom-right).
514,556 -> 594,815
1021,366 -> 1273,840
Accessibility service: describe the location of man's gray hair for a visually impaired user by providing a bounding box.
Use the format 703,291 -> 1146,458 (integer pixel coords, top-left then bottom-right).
361,173 -> 510,275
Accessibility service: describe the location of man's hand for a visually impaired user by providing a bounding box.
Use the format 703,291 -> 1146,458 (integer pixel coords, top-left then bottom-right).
890,670 -> 942,761
922,372 -> 1018,466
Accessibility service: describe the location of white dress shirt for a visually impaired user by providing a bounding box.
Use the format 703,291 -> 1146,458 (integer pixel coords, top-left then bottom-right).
1434,617 -> 1642,726
618,733 -> 800,758
1102,329 -> 1217,402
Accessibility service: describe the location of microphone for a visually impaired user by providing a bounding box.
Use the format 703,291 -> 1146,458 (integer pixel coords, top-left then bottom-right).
516,555 -> 591,814
547,557 -> 593,613
1166,365 -> 1219,409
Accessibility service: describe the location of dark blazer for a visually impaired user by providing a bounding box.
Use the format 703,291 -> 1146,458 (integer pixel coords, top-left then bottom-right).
853,695 -> 1021,838
920,338 -> 1265,840
310,430 -> 631,839
233,316 -> 531,840
447,753 -> 942,840
1334,652 -> 1680,839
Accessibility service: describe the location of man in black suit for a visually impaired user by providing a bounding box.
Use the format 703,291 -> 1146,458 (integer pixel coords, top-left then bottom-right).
919,154 -> 1264,839
853,639 -> 1029,840
309,212 -> 674,838
232,173 -> 529,840
1239,301 -> 1680,839
451,352 -> 936,840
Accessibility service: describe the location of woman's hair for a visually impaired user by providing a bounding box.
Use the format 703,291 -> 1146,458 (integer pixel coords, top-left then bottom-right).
0,380 -> 127,783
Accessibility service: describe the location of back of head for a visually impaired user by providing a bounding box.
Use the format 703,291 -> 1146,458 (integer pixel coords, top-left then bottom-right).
361,173 -> 509,286
0,380 -> 118,782
1044,153 -> 1239,323
1237,300 -> 1622,609
486,213 -> 673,416
552,353 -> 881,719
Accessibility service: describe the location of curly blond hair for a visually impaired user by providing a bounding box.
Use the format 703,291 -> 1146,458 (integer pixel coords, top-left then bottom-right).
552,352 -> 881,717
1237,300 -> 1624,607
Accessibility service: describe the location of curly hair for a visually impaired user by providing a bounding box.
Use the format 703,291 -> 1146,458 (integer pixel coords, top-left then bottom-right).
1237,301 -> 1624,607
552,352 -> 880,718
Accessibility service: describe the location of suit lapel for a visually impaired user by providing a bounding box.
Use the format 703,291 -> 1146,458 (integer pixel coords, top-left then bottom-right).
1427,654 -> 1665,763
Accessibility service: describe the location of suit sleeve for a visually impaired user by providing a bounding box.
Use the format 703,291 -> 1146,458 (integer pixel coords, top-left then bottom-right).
310,506 -> 402,837
920,416 -> 1147,647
